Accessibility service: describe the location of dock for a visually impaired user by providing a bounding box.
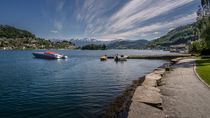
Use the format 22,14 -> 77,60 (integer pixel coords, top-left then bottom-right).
107,54 -> 191,60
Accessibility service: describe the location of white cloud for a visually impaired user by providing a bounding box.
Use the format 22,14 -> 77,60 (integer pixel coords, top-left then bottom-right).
51,30 -> 59,34
77,0 -> 196,40
169,28 -> 175,31
97,12 -> 196,40
44,0 -> 198,40
44,0 -> 67,31
54,20 -> 63,31
154,32 -> 160,35
141,33 -> 148,37
56,0 -> 64,12
76,0 -> 121,34
98,0 -> 194,34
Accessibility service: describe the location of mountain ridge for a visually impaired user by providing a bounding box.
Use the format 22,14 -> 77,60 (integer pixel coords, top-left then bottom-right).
107,39 -> 149,49
145,23 -> 198,49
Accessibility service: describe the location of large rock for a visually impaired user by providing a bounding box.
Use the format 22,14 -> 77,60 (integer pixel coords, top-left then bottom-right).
143,73 -> 162,87
153,68 -> 165,75
142,79 -> 157,87
132,86 -> 162,104
145,73 -> 162,81
128,102 -> 165,118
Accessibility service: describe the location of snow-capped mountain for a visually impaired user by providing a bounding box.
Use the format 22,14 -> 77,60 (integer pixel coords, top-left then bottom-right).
50,38 -> 124,47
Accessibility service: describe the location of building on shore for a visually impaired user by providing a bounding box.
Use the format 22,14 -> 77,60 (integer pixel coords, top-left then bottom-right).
170,44 -> 188,53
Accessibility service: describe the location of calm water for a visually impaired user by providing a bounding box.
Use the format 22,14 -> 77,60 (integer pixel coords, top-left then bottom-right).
0,50 -> 170,118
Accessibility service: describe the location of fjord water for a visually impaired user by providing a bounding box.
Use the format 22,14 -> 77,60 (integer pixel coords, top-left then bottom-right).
0,50 -> 170,118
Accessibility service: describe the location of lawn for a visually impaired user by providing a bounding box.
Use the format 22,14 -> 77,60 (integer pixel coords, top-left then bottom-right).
196,59 -> 210,85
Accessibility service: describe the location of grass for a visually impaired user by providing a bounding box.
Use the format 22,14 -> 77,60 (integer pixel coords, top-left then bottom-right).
196,59 -> 210,85
165,68 -> 173,74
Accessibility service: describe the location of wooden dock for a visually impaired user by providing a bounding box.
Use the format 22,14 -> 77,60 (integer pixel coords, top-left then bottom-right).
107,54 -> 191,60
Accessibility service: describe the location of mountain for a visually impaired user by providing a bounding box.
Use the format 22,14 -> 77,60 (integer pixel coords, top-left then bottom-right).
0,25 -> 76,50
145,23 -> 198,49
0,25 -> 35,38
107,39 -> 149,49
69,38 -> 109,47
50,38 -> 123,47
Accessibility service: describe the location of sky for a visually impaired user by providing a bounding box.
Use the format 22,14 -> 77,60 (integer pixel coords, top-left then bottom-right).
0,0 -> 200,41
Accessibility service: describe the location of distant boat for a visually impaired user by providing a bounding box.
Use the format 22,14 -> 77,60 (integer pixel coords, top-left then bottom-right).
100,55 -> 107,61
33,51 -> 68,59
114,55 -> 128,61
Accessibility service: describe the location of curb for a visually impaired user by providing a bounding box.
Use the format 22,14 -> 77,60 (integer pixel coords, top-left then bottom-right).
193,61 -> 210,89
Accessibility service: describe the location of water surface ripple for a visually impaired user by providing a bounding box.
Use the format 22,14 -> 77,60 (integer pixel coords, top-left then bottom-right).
0,50 -> 170,118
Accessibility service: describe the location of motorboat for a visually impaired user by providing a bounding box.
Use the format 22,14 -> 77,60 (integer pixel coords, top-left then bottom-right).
33,51 -> 68,59
114,55 -> 128,61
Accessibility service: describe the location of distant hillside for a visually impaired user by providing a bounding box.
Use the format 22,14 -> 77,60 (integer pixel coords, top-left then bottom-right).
107,39 -> 149,49
0,25 -> 35,38
51,38 -> 125,47
69,38 -> 110,47
145,23 -> 198,49
0,25 -> 76,50
81,44 -> 107,50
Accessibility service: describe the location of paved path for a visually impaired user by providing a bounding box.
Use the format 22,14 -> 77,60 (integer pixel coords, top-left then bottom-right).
161,59 -> 210,118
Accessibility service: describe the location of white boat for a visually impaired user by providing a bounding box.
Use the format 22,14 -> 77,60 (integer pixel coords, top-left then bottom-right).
33,51 -> 68,59
114,55 -> 128,61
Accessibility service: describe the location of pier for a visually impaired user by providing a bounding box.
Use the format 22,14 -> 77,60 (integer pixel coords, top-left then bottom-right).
107,54 -> 191,59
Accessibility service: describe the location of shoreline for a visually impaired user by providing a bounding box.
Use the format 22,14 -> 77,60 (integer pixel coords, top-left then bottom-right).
102,60 -> 174,118
102,76 -> 145,118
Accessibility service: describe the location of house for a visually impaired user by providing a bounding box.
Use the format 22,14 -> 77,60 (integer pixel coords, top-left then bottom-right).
170,44 -> 187,53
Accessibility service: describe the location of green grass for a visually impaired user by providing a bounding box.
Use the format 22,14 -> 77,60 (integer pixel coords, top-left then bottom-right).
196,59 -> 210,85
165,68 -> 173,74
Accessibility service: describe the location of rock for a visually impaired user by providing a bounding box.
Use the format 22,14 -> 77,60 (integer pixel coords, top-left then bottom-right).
128,102 -> 165,118
143,72 -> 163,87
132,86 -> 162,105
142,79 -> 157,87
171,58 -> 182,64
153,68 -> 165,75
145,73 -> 162,81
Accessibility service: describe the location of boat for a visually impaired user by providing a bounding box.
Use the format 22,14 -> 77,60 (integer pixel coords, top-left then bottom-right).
114,55 -> 128,61
100,55 -> 107,61
33,51 -> 68,59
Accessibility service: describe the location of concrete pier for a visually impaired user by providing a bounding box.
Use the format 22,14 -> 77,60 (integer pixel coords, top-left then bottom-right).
107,54 -> 190,60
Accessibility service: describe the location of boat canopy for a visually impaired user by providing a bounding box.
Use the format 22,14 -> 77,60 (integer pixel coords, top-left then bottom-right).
44,51 -> 57,54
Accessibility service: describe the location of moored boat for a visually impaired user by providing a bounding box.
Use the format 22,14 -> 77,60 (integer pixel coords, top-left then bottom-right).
100,55 -> 107,61
33,51 -> 68,59
114,55 -> 128,61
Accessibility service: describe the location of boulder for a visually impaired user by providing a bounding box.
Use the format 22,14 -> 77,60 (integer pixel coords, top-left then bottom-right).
145,73 -> 162,81
153,68 -> 165,75
132,86 -> 162,105
142,79 -> 157,87
128,102 -> 165,118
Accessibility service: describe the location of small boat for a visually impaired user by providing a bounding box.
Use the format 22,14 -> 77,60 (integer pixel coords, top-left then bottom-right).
33,51 -> 68,59
114,55 -> 128,61
100,55 -> 107,61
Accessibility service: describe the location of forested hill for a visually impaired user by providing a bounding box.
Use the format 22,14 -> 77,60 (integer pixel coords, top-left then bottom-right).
145,23 -> 198,49
0,25 -> 35,38
107,39 -> 149,49
0,25 -> 76,50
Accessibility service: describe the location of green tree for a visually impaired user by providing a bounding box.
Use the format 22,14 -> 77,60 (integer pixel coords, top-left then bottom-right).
189,0 -> 210,55
201,0 -> 210,9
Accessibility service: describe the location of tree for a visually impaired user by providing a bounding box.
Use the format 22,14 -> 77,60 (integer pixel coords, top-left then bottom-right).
201,0 -> 210,9
190,0 -> 210,55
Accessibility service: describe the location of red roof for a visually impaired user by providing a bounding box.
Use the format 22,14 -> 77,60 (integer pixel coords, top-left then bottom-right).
44,51 -> 57,54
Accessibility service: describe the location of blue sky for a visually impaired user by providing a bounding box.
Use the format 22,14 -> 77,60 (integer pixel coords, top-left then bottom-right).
0,0 -> 200,41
